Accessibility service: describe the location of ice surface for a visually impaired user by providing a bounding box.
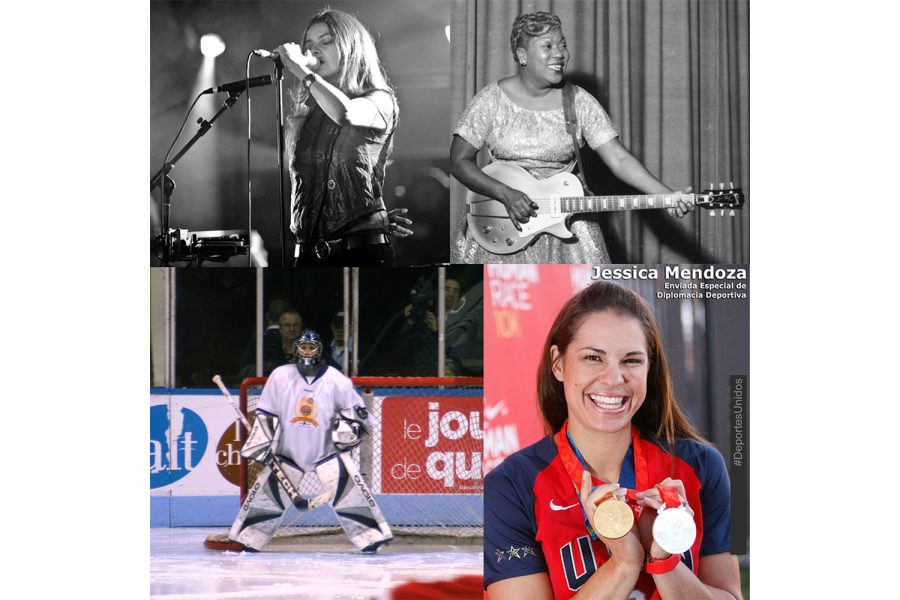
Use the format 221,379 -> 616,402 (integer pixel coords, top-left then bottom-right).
150,528 -> 482,599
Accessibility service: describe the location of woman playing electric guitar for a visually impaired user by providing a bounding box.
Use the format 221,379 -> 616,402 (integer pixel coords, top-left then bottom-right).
450,12 -> 691,263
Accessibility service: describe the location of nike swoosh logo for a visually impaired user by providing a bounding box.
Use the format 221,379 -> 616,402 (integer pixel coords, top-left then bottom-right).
550,499 -> 579,511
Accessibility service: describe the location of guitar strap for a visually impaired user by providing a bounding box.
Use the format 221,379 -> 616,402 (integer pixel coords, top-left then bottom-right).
562,82 -> 593,195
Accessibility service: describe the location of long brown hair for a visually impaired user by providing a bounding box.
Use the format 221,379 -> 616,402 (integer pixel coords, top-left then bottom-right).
537,281 -> 704,449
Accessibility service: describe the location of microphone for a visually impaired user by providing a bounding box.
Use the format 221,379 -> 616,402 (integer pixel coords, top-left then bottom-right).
253,49 -> 318,69
253,49 -> 283,68
201,75 -> 273,95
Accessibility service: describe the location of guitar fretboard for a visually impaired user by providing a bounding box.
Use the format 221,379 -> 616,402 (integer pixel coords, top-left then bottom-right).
554,194 -> 691,214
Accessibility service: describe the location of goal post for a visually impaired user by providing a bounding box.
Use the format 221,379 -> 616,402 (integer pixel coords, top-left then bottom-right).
205,376 -> 484,550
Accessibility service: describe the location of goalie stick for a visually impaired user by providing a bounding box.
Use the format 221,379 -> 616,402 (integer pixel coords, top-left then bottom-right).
212,375 -> 309,511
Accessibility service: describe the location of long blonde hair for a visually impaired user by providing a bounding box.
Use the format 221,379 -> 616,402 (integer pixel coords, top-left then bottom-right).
285,8 -> 393,154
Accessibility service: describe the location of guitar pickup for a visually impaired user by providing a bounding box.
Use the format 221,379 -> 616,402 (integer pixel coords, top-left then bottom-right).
549,194 -> 562,218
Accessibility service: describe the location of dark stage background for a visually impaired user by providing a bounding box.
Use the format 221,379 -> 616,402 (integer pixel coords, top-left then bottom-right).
150,0 -> 451,266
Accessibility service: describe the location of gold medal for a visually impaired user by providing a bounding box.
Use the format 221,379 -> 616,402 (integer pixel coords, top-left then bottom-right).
592,494 -> 634,539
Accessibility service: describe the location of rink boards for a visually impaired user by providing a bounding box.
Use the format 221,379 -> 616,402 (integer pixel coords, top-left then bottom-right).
150,387 -> 483,527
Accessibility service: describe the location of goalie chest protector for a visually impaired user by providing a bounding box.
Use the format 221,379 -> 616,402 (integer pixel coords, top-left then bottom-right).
256,364 -> 366,472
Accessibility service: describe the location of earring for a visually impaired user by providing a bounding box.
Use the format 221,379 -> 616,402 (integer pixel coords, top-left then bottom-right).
520,59 -> 527,66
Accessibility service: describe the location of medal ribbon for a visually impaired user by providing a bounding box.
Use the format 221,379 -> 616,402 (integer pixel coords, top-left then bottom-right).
554,420 -> 650,538
657,485 -> 682,509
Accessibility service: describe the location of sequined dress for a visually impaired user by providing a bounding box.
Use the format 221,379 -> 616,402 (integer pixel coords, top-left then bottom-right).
452,82 -> 618,264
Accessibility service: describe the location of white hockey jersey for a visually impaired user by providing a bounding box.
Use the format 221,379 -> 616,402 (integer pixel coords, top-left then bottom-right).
256,364 -> 365,472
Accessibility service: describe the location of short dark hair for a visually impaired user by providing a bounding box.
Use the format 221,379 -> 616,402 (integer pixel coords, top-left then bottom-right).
509,12 -> 563,62
266,299 -> 292,325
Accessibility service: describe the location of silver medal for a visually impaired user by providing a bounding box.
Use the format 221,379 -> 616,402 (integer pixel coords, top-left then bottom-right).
652,505 -> 696,555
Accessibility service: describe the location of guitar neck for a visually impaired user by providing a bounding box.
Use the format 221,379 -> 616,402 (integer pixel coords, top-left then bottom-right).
558,194 -> 691,214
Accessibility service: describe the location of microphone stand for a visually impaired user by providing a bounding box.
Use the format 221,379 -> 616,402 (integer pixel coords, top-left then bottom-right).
274,60 -> 287,267
150,90 -> 244,267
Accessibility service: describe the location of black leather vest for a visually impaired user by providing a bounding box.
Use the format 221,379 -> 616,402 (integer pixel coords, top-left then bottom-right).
290,91 -> 396,241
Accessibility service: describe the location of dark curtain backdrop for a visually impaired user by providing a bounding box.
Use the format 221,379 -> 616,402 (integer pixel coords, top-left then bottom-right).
450,0 -> 749,264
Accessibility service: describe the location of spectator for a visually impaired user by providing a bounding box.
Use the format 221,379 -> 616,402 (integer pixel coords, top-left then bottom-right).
239,299 -> 296,377
327,311 -> 351,370
264,310 -> 304,374
444,278 -> 483,375
363,276 -> 438,376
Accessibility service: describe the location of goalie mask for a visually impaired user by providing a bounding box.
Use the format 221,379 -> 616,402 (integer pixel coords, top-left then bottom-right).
294,329 -> 324,377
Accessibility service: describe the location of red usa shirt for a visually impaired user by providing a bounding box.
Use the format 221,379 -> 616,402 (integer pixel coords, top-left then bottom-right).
484,434 -> 731,599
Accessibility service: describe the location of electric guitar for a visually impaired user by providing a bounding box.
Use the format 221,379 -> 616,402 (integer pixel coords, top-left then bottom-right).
466,161 -> 744,255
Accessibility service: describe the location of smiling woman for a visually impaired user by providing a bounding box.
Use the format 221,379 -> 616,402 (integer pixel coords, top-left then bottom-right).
549,310 -> 650,438
450,11 -> 691,264
484,280 -> 743,599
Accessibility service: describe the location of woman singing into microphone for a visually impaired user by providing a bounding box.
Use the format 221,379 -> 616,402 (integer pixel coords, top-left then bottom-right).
273,8 -> 411,266
484,281 -> 742,599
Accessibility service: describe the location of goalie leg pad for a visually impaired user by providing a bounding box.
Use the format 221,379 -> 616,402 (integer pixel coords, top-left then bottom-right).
228,460 -> 306,550
315,453 -> 393,552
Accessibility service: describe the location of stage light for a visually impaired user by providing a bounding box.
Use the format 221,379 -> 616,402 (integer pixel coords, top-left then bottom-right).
200,33 -> 226,58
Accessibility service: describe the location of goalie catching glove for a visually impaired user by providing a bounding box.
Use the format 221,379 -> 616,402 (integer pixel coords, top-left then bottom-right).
331,406 -> 368,452
241,412 -> 282,464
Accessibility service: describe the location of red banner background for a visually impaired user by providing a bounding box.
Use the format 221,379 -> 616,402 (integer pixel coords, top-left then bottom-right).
379,395 -> 484,494
483,264 -> 596,473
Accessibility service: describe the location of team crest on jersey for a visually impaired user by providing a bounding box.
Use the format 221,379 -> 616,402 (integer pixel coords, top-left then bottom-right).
291,396 -> 318,426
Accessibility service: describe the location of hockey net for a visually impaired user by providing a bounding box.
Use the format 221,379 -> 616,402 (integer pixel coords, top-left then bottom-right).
205,376 -> 484,550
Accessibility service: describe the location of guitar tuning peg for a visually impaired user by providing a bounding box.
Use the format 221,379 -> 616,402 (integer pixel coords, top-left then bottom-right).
729,209 -> 735,217
719,182 -> 724,190
709,182 -> 714,190
729,181 -> 734,190
719,209 -> 725,216
708,210 -> 716,217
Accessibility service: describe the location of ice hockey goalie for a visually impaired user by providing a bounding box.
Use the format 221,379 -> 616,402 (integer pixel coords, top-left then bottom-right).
228,329 -> 393,552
